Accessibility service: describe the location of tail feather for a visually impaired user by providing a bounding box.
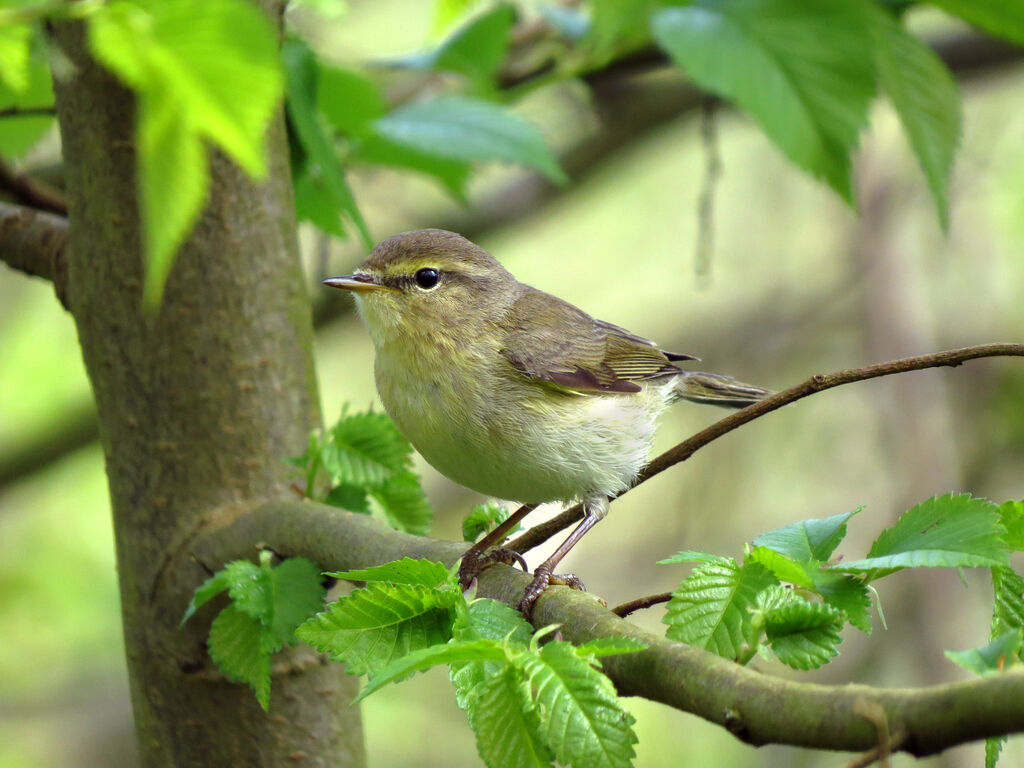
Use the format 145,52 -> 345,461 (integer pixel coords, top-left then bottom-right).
673,371 -> 771,409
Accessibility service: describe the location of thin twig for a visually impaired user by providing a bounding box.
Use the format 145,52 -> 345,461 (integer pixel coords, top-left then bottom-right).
509,343 -> 1024,554
611,592 -> 672,617
0,105 -> 56,119
0,156 -> 67,215
835,728 -> 907,768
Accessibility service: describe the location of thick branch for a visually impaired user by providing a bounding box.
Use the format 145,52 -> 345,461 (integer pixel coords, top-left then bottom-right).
510,343 -> 1024,553
0,201 -> 70,307
193,499 -> 1024,757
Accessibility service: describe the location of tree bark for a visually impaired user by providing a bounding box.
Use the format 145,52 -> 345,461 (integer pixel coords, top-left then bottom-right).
48,6 -> 364,766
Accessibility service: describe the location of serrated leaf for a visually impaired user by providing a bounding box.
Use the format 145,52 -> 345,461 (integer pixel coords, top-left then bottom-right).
463,501 -> 515,543
374,95 -> 567,184
208,604 -> 271,710
758,586 -> 843,670
317,65 -> 385,139
928,0 -> 1024,46
296,582 -> 459,675
452,598 -> 534,709
517,641 -> 637,768
657,551 -> 732,566
354,637 -> 507,703
651,0 -> 875,202
945,630 -> 1023,676
747,546 -> 814,587
987,735 -> 1006,768
371,470 -> 433,535
467,667 -> 554,768
873,10 -> 959,230
329,558 -> 451,588
836,493 -> 1008,576
572,636 -> 647,658
0,23 -> 30,91
181,570 -> 230,625
266,557 -> 326,651
753,508 -> 859,562
992,566 -> 1024,641
219,559 -> 268,620
998,501 -> 1024,552
324,410 -> 412,487
282,37 -> 372,247
663,558 -> 777,660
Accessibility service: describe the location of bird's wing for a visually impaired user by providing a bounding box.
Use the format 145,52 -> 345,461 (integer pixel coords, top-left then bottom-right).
499,287 -> 694,395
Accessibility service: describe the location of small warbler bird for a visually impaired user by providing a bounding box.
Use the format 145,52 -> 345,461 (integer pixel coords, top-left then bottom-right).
324,229 -> 769,613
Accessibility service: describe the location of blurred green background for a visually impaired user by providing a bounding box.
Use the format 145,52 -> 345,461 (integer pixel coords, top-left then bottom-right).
2,2 -> 1023,766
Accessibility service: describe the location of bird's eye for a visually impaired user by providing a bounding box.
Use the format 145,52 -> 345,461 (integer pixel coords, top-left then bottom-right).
414,268 -> 440,290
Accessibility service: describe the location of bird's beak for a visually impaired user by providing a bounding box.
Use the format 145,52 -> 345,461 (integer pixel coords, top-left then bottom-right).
322,273 -> 391,293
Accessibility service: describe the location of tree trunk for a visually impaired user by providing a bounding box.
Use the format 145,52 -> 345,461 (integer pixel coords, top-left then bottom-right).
48,7 -> 364,766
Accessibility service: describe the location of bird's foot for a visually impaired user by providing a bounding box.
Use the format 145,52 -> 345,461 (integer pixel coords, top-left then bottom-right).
457,546 -> 528,590
516,567 -> 587,618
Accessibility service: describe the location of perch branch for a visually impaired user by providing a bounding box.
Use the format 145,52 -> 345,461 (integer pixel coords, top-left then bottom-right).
509,343 -> 1024,554
0,200 -> 70,307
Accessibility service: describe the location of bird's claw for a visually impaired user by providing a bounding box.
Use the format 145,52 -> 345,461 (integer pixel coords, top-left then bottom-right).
458,546 -> 528,590
516,568 -> 587,619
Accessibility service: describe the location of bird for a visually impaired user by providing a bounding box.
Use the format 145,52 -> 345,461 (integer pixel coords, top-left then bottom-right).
323,229 -> 770,614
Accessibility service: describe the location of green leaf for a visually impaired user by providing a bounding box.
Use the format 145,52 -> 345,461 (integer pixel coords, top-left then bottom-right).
265,557 -> 326,650
208,604 -> 271,710
427,4 -> 516,86
282,38 -> 372,248
323,482 -> 371,513
752,508 -> 859,562
747,546 -> 814,587
452,598 -> 534,709
572,636 -> 647,658
463,500 -> 516,542
758,586 -> 843,670
651,0 -> 875,202
181,570 -> 230,625
928,0 -> 1024,46
0,23 -> 30,91
355,133 -> 472,199
371,470 -> 434,535
323,410 -> 412,487
317,66 -> 385,139
296,582 -> 459,675
219,559 -> 268,620
663,558 -> 777,661
657,551 -> 732,566
517,641 -> 637,768
329,557 -> 451,587
987,735 -> 1006,768
0,48 -> 54,159
998,501 -> 1024,552
374,95 -> 567,184
992,566 -> 1024,641
293,168 -> 346,238
588,0 -> 656,60
354,637 -> 507,703
873,10 -> 960,230
836,493 -> 1009,576
136,84 -> 208,308
945,630 -> 1023,676
467,667 -> 555,768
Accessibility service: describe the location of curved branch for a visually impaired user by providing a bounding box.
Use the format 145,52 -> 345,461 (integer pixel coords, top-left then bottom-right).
510,343 -> 1024,554
0,200 -> 70,308
192,499 -> 1024,757
0,157 -> 68,215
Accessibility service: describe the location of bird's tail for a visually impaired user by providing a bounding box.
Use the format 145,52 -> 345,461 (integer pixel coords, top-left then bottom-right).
673,371 -> 771,409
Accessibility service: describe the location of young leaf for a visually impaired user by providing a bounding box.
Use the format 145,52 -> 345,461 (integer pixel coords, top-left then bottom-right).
220,558 -> 270,621
265,557 -> 327,650
663,558 -> 777,661
836,493 -> 1008,576
987,735 -> 1005,768
371,470 -> 433,535
517,641 -> 637,768
467,667 -> 555,768
928,0 -> 1024,47
651,0 -> 875,203
997,501 -> 1024,552
752,508 -> 860,562
354,637 -> 507,703
758,586 -> 843,670
282,38 -> 372,248
324,410 -> 412,487
208,604 -> 271,710
945,630 -> 1023,676
0,48 -> 54,159
873,10 -> 960,230
296,582 -> 459,675
329,557 -> 451,588
374,96 -> 567,184
463,500 -> 516,543
0,23 -> 30,92
181,570 -> 230,625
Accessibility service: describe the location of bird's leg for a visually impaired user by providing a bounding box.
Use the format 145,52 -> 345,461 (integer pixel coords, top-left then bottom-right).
458,503 -> 536,589
516,496 -> 609,618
